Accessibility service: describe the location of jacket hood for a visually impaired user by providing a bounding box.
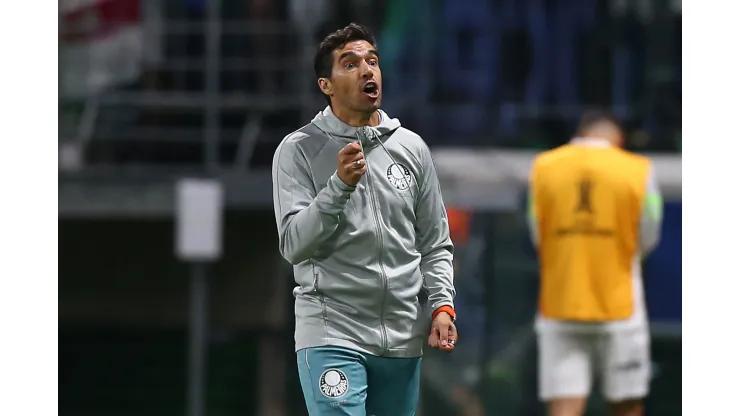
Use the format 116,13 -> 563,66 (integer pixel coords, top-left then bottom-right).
311,106 -> 402,146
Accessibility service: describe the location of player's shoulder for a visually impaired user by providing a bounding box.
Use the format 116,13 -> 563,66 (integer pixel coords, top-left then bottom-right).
612,147 -> 652,165
603,148 -> 654,176
532,144 -> 571,168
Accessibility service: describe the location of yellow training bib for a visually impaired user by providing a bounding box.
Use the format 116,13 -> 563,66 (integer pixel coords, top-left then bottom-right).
531,144 -> 650,321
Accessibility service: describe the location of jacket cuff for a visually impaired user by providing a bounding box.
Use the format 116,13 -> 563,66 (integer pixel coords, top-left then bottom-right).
432,305 -> 456,321
330,172 -> 357,192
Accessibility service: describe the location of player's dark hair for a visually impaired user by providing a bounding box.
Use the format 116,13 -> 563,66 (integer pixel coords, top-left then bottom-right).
314,23 -> 377,105
576,109 -> 623,136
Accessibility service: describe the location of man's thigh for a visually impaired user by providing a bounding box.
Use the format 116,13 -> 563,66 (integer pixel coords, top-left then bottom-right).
297,346 -> 368,416
365,356 -> 422,416
599,327 -> 651,402
537,330 -> 594,401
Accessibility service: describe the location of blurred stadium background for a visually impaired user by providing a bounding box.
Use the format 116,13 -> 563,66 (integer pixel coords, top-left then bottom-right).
58,0 -> 681,415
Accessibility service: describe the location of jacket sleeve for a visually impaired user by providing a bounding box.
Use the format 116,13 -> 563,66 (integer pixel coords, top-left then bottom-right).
526,162 -> 540,248
272,136 -> 356,265
415,144 -> 456,315
640,162 -> 664,258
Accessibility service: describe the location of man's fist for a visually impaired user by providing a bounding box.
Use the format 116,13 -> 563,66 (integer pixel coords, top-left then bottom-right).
428,312 -> 458,352
337,141 -> 366,186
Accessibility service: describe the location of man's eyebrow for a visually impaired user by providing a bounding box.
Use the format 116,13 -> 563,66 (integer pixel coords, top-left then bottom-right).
337,49 -> 380,61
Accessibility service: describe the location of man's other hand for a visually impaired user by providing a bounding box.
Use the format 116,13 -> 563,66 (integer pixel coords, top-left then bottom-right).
428,312 -> 458,352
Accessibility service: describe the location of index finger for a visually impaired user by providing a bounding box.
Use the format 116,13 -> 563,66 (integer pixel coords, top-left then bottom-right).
439,325 -> 449,347
340,141 -> 362,155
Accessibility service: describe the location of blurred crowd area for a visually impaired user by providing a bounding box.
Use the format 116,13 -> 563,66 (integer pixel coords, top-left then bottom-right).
59,0 -> 681,169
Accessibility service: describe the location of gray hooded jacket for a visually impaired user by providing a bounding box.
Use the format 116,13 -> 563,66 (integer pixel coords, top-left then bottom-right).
272,106 -> 455,358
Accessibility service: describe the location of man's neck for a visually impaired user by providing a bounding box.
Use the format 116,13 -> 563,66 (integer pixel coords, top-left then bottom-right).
571,136 -> 617,148
332,106 -> 380,127
577,125 -> 622,147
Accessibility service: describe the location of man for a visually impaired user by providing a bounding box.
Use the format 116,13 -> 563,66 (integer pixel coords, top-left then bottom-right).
271,23 -> 457,416
527,112 -> 664,416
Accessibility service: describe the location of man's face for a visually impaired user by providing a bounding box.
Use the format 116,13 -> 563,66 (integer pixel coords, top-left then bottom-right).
323,40 -> 382,113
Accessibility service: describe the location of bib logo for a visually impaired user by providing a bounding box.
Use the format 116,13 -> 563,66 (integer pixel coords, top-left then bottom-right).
556,177 -> 614,237
386,164 -> 412,191
575,177 -> 594,213
319,369 -> 349,398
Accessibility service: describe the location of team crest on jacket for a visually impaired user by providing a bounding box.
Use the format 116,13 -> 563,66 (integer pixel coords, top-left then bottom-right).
319,368 -> 349,398
386,163 -> 412,190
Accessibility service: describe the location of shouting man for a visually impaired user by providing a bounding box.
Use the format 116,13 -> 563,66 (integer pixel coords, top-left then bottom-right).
271,23 -> 457,416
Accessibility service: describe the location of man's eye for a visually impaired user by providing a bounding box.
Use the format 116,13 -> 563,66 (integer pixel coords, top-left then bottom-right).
368,60 -> 378,66
344,63 -> 355,69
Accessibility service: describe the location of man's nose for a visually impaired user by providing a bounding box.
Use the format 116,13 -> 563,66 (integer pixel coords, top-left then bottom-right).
360,62 -> 373,77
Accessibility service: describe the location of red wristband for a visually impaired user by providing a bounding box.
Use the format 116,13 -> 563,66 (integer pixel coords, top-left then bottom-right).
432,305 -> 456,321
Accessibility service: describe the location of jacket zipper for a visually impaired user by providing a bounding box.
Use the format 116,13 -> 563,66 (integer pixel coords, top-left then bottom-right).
363,145 -> 390,354
311,263 -> 328,324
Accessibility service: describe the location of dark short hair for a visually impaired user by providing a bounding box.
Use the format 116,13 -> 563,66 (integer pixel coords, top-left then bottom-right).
576,109 -> 622,136
314,23 -> 377,104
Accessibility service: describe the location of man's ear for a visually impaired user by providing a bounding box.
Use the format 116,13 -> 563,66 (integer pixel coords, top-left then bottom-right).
318,78 -> 333,99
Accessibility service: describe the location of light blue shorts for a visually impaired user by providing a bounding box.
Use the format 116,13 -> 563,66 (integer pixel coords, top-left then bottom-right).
296,346 -> 422,416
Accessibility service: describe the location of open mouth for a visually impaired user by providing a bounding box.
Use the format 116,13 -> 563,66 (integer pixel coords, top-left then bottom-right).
362,82 -> 379,98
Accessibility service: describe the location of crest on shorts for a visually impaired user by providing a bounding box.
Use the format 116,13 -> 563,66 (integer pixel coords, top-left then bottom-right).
319,368 -> 349,398
386,163 -> 412,191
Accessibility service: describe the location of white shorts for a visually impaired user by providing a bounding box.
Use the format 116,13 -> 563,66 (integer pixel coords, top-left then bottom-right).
537,326 -> 651,402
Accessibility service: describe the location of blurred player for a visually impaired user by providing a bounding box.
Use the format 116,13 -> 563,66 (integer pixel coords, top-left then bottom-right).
271,23 -> 457,416
527,111 -> 664,416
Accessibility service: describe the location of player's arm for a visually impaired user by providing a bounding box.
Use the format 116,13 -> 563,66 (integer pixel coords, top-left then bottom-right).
272,137 -> 355,265
415,144 -> 456,318
526,162 -> 540,248
640,163 -> 664,258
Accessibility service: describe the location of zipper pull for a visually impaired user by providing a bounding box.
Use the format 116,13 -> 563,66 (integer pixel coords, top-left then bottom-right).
361,126 -> 378,143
